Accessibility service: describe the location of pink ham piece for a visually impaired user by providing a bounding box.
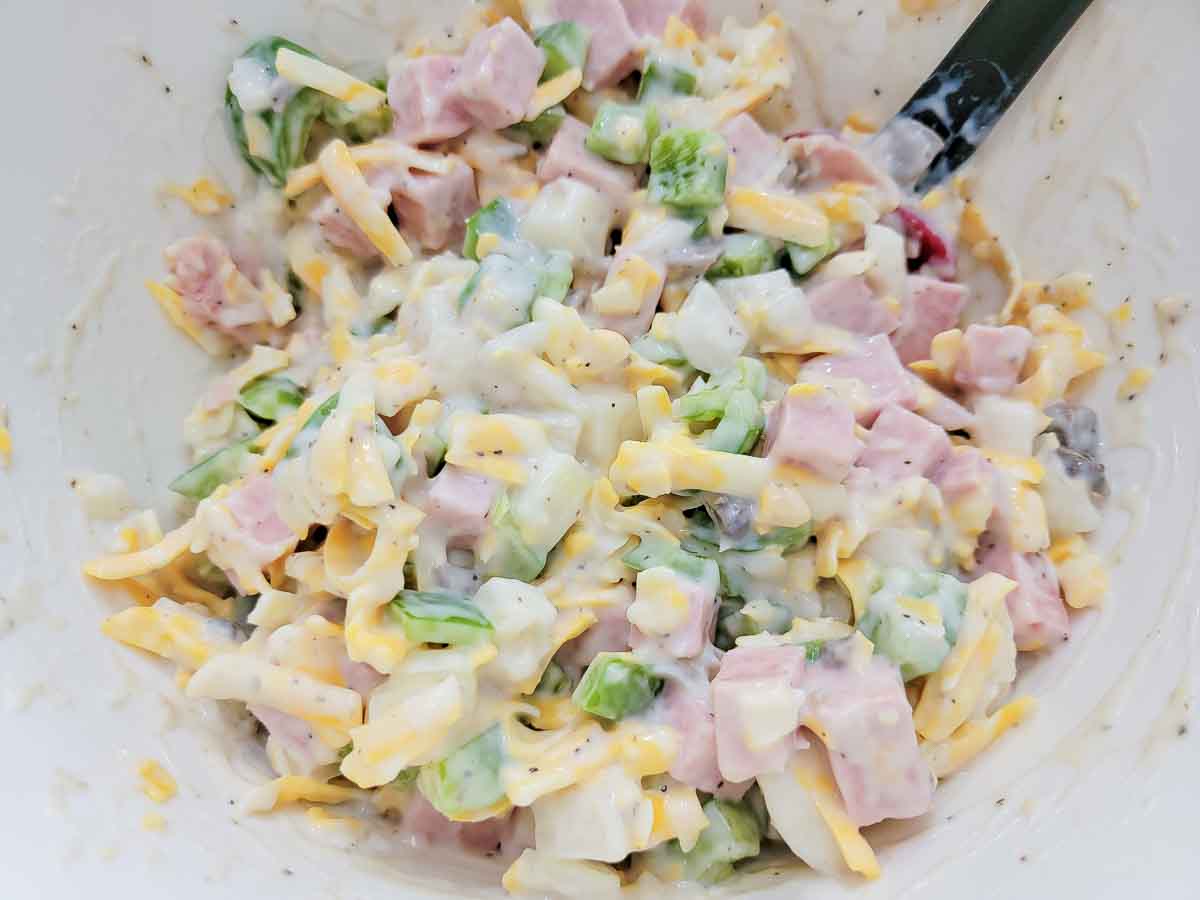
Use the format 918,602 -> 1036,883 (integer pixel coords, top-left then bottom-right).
661,678 -> 722,793
424,465 -> 500,540
391,159 -> 479,251
339,659 -> 387,698
801,334 -> 918,425
623,0 -> 707,36
550,0 -> 641,90
808,276 -> 900,337
764,386 -> 862,481
910,374 -> 975,432
890,275 -> 968,364
402,794 -> 528,858
720,113 -> 783,187
249,704 -> 338,773
224,475 -> 298,570
629,575 -> 717,659
555,589 -> 633,668
804,650 -> 934,827
589,248 -> 666,339
976,541 -> 1069,651
165,235 -> 269,338
955,324 -> 1034,394
313,183 -> 390,260
857,403 -> 950,481
453,19 -> 545,130
389,55 -> 473,146
711,645 -> 808,783
787,134 -> 900,205
934,444 -> 993,501
538,116 -> 638,199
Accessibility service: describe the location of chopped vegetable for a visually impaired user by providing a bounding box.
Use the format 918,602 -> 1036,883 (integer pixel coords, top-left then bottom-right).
534,22 -> 591,82
505,104 -> 567,148
785,236 -> 838,276
679,799 -> 762,883
675,358 -> 767,424
169,440 -> 256,501
463,198 -> 518,261
637,57 -> 698,102
572,652 -> 663,719
225,37 -> 325,186
322,77 -> 393,143
856,568 -> 968,680
389,590 -> 495,644
419,726 -> 507,818
648,129 -> 728,215
586,102 -> 660,165
479,492 -> 548,582
703,387 -> 764,454
706,234 -> 780,280
622,535 -> 712,582
534,660 -> 573,696
238,376 -> 304,422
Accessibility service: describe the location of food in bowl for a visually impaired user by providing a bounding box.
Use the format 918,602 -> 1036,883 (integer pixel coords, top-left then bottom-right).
83,0 -> 1113,893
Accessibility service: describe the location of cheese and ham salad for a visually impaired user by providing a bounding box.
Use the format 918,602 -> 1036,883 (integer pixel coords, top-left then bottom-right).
87,1 -> 1115,894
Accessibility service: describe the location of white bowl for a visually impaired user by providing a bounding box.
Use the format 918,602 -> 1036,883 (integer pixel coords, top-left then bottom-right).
2,0 -> 1196,897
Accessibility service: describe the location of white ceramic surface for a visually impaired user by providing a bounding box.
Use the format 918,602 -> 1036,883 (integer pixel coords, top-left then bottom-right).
1,1 -> 1197,897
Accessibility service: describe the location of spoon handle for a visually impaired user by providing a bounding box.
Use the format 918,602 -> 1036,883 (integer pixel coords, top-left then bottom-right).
897,0 -> 1095,193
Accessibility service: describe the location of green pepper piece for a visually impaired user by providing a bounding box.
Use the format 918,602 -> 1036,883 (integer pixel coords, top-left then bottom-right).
637,57 -> 698,102
463,198 -> 519,261
706,234 -> 780,280
238,376 -> 305,423
572,652 -> 663,720
648,129 -> 728,215
418,726 -> 507,818
534,22 -> 591,82
389,590 -> 494,645
169,440 -> 255,501
504,104 -> 567,149
586,102 -> 660,165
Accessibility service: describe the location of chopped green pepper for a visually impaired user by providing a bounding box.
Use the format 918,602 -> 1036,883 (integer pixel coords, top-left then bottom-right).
238,376 -> 304,423
169,439 -> 255,501
706,234 -> 780,280
534,22 -> 591,82
389,590 -> 494,645
648,129 -> 728,215
462,198 -> 518,261
637,57 -> 698,102
586,102 -> 660,165
418,726 -> 507,818
572,652 -> 663,720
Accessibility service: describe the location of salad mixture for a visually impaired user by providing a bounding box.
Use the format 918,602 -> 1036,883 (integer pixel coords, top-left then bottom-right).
86,0 -> 1114,893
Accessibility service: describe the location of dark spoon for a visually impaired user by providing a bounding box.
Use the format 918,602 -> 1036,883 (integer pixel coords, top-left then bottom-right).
874,0 -> 1096,194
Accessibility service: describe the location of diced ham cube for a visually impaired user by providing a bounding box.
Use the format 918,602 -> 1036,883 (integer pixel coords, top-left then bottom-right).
424,465 -> 500,539
339,659 -> 387,698
661,678 -> 721,793
552,0 -> 641,90
801,334 -> 918,425
711,645 -> 808,783
721,113 -> 784,188
165,235 -> 271,338
249,704 -> 339,775
909,374 -> 975,431
391,158 -> 479,251
955,324 -> 1033,394
402,793 -> 527,858
224,475 -> 298,568
389,55 -> 473,146
453,19 -> 545,130
857,404 -> 950,481
934,445 -> 993,501
622,0 -> 707,36
804,650 -> 934,826
764,386 -> 863,481
808,276 -> 900,337
629,573 -> 717,659
787,134 -> 900,204
890,275 -> 968,364
313,196 -> 383,260
976,541 -> 1069,651
537,116 -> 638,200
